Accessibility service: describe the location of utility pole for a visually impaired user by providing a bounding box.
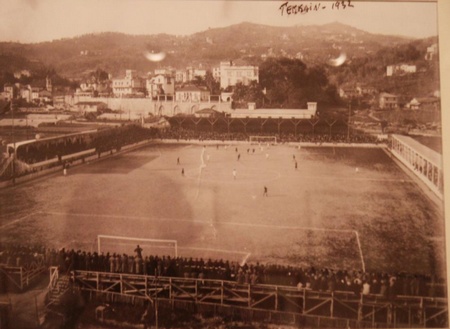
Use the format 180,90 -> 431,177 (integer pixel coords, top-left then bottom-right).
11,99 -> 16,184
347,100 -> 351,141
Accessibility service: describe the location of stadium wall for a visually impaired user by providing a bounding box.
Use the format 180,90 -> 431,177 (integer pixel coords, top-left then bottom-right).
74,96 -> 232,117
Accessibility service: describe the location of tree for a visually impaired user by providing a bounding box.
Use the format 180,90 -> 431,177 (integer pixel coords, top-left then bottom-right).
231,81 -> 265,109
259,58 -> 339,108
204,71 -> 220,95
89,68 -> 110,83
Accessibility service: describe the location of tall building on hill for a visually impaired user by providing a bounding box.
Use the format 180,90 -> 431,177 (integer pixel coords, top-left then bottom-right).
217,60 -> 259,90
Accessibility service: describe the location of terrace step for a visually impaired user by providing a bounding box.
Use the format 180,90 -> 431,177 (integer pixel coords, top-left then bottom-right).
47,275 -> 71,306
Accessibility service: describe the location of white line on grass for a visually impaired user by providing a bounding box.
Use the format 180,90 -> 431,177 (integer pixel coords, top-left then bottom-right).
42,210 -> 355,234
0,213 -> 35,231
195,147 -> 206,200
300,174 -> 412,183
41,210 -> 365,271
353,230 -> 366,272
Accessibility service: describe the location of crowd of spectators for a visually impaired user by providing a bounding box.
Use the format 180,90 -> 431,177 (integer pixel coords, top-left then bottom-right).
9,124 -> 380,167
12,125 -> 159,165
0,244 -> 445,299
0,244 -> 46,269
279,133 -> 380,144
158,128 -> 380,145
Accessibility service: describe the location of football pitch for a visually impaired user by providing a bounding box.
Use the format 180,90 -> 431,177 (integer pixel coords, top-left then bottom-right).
0,143 -> 445,277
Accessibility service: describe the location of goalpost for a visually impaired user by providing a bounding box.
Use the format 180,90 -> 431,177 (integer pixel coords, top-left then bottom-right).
249,135 -> 277,145
97,235 -> 178,257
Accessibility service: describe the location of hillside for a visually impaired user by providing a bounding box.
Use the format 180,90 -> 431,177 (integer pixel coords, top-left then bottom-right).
0,22 -> 413,79
328,35 -> 439,98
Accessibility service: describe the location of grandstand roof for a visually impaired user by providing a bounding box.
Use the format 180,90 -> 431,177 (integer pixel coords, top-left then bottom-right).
75,101 -> 107,106
229,107 -> 316,119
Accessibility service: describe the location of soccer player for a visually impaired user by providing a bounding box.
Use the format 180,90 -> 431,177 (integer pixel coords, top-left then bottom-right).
177,157 -> 180,165
182,168 -> 185,176
233,169 -> 237,180
295,161 -> 298,170
263,186 -> 268,197
237,154 -> 241,161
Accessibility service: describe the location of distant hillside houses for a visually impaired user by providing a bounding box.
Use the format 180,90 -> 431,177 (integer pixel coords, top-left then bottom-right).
175,67 -> 207,83
406,97 -> 440,111
425,44 -> 438,61
102,60 -> 259,99
386,64 -> 416,77
379,92 -> 399,109
339,84 -> 378,99
1,78 -> 53,105
77,77 -> 111,97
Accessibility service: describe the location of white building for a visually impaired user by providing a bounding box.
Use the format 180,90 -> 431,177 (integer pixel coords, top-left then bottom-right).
217,61 -> 259,89
386,64 -> 416,77
112,70 -> 145,97
146,74 -> 174,98
175,67 -> 207,83
425,44 -> 438,61
175,85 -> 210,102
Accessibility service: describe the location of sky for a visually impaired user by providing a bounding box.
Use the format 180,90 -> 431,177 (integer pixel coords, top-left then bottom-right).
0,0 -> 439,43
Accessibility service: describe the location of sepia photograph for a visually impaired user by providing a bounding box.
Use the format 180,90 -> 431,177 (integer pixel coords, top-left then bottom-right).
0,0 -> 448,328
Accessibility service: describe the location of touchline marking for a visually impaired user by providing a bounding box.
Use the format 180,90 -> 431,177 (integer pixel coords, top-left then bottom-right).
195,147 -> 206,200
354,230 -> 366,273
300,174 -> 412,183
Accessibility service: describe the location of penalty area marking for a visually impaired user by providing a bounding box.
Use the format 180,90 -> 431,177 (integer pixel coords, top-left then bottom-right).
41,210 -> 365,272
0,213 -> 35,231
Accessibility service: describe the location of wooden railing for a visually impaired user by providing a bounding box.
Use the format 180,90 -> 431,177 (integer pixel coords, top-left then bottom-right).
71,270 -> 448,328
0,259 -> 47,290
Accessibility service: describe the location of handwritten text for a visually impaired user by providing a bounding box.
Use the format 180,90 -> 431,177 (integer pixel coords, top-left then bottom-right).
279,1 -> 354,16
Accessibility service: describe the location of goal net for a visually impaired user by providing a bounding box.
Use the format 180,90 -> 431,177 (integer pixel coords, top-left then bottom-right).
249,135 -> 277,144
97,235 -> 178,258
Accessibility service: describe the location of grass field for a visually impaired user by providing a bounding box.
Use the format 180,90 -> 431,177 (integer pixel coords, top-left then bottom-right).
0,142 -> 445,277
